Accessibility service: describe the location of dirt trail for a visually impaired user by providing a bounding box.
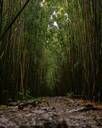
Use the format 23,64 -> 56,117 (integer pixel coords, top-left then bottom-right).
0,97 -> 102,128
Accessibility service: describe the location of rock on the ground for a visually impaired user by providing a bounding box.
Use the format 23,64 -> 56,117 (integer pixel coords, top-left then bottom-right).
0,97 -> 102,128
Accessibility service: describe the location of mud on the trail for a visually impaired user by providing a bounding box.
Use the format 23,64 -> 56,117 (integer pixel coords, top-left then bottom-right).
0,97 -> 102,128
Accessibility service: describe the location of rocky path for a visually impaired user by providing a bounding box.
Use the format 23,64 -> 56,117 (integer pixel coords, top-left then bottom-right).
0,97 -> 102,128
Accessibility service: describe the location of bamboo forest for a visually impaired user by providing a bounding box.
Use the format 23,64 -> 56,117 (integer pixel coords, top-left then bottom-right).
0,0 -> 102,127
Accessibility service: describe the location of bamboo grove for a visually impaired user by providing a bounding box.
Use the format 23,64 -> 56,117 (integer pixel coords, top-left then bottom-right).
0,0 -> 102,104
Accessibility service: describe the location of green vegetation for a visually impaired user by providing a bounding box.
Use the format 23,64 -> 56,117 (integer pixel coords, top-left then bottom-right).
0,0 -> 102,104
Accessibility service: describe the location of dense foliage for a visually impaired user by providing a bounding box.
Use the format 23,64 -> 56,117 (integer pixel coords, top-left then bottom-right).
0,0 -> 102,104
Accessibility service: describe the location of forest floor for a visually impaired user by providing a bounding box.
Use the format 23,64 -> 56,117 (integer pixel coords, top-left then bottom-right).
0,97 -> 102,128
